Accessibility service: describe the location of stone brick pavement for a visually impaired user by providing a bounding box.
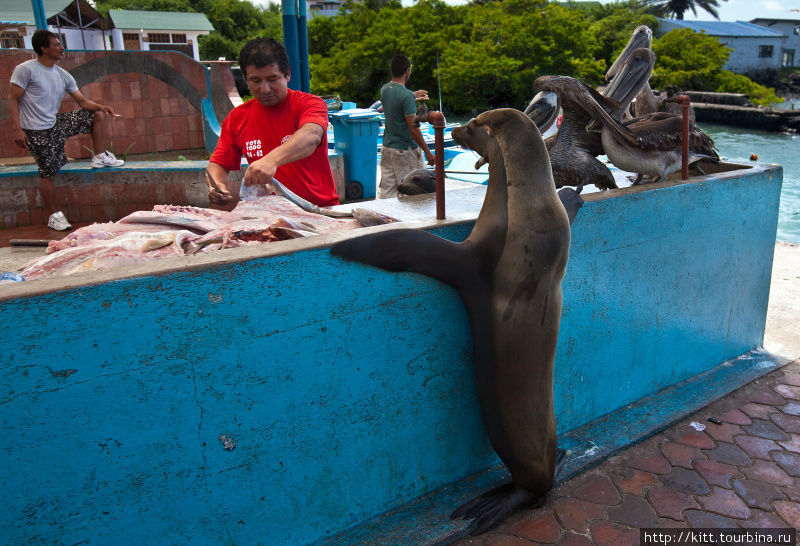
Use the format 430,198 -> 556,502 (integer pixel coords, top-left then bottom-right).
456,358 -> 800,545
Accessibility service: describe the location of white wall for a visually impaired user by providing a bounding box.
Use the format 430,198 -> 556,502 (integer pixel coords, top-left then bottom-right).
718,36 -> 785,75
114,29 -> 208,60
755,21 -> 799,67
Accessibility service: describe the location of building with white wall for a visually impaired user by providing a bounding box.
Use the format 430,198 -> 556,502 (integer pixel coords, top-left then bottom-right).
657,19 -> 786,79
1,1 -> 213,61
307,0 -> 345,18
108,10 -> 213,61
1,0 -> 110,51
750,18 -> 800,68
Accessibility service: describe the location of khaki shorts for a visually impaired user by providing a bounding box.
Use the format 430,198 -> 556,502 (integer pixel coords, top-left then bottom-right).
379,146 -> 424,199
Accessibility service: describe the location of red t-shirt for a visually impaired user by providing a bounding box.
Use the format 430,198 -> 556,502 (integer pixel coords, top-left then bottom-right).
210,89 -> 339,206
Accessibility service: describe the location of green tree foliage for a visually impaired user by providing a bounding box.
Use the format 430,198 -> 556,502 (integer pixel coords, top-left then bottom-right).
309,0 -> 606,113
96,0 -> 282,61
652,29 -> 781,106
652,28 -> 729,89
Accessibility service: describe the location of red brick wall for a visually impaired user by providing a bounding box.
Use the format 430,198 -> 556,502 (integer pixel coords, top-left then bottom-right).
0,50 -> 208,160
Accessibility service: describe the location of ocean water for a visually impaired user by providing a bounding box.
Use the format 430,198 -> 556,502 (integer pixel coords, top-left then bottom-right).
699,123 -> 800,244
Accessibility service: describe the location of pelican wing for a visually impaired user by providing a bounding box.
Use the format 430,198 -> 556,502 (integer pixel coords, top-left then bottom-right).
535,76 -> 641,148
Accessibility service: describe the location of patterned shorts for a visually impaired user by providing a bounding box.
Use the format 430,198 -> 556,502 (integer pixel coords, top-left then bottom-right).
23,109 -> 94,178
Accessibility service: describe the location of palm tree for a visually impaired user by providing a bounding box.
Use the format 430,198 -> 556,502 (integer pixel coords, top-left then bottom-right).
644,0 -> 728,20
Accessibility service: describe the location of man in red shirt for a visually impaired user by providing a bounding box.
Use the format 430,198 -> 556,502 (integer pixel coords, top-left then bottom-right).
206,37 -> 339,207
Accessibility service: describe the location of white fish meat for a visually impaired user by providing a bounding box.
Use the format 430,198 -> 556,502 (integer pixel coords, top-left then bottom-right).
21,231 -> 198,280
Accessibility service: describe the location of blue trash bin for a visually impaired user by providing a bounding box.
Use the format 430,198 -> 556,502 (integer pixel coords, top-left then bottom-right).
329,109 -> 380,200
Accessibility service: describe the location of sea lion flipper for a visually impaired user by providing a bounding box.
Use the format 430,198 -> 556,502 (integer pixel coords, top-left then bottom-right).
450,482 -> 541,535
557,187 -> 584,225
331,229 -> 468,288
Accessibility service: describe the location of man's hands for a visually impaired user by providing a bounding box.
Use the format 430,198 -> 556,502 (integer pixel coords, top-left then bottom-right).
14,129 -> 28,149
205,169 -> 234,206
413,89 -> 429,101
97,104 -> 117,117
243,156 -> 279,187
425,150 -> 435,166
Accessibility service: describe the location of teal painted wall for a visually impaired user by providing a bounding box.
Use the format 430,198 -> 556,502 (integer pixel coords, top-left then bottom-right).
0,166 -> 782,544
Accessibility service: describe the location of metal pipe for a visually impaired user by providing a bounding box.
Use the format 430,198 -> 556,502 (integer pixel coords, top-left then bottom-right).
281,0 -> 301,91
31,0 -> 48,31
76,0 -> 86,50
297,0 -> 310,92
673,94 -> 691,180
429,111 -> 446,219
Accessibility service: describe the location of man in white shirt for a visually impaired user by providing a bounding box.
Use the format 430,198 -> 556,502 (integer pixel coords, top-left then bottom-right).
8,30 -> 124,231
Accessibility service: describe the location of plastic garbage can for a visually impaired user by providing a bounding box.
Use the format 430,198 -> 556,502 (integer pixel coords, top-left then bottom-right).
329,109 -> 380,200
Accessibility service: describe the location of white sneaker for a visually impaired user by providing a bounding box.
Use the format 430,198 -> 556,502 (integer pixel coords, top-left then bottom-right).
47,211 -> 72,231
91,150 -> 125,168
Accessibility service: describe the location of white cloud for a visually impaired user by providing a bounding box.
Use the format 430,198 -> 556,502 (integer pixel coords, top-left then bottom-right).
760,0 -> 785,11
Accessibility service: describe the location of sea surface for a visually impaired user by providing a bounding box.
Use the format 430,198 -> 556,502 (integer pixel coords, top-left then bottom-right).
699,122 -> 799,244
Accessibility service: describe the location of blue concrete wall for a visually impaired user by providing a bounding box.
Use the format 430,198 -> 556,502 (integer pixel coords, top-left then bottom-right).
0,166 -> 782,544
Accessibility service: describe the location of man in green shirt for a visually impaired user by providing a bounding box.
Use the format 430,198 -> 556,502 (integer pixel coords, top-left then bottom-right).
379,54 -> 435,199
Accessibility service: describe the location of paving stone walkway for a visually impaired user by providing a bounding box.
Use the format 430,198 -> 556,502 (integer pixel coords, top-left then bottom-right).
456,358 -> 800,545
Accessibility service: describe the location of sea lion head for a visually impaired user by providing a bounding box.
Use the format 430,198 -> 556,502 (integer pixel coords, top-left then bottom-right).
452,112 -> 501,169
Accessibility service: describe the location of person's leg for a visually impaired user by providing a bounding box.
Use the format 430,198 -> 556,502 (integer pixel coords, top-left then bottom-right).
394,148 -> 426,189
379,148 -> 400,199
23,126 -> 70,228
90,110 -> 107,154
39,177 -> 56,216
60,109 -> 122,167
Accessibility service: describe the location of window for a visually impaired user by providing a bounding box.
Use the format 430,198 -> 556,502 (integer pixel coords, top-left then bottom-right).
122,33 -> 139,41
171,34 -> 187,43
147,33 -> 170,43
0,32 -> 24,49
759,45 -> 773,58
783,49 -> 795,68
794,25 -> 800,36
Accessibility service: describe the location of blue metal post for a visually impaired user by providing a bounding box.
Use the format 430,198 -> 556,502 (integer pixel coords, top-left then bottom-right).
282,0 -> 301,91
31,0 -> 48,30
297,0 -> 310,92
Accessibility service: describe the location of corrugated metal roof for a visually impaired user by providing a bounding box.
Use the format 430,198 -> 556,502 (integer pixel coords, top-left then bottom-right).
108,9 -> 214,32
1,0 -> 74,25
659,18 -> 786,37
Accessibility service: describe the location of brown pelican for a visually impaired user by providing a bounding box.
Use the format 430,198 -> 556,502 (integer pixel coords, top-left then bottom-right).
529,49 -> 655,190
607,25 -> 696,122
557,78 -> 719,183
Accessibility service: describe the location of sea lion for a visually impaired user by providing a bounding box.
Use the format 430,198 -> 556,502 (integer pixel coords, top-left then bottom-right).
330,108 -> 583,534
398,168 -> 436,195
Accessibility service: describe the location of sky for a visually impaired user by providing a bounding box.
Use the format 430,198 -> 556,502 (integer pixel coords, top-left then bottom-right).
251,0 -> 800,20
600,0 -> 800,22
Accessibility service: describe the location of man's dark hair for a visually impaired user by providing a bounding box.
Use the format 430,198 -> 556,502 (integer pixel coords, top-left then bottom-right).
239,37 -> 290,77
390,55 -> 411,78
32,30 -> 58,56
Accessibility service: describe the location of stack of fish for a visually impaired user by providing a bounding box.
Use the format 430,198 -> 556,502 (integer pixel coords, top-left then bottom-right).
19,197 -> 373,280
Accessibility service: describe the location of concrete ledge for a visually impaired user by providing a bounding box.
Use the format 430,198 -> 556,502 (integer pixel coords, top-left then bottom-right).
0,154 -> 345,228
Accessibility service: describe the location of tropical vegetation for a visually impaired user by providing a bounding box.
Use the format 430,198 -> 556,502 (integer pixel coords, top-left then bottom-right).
96,0 -> 782,113
642,0 -> 727,20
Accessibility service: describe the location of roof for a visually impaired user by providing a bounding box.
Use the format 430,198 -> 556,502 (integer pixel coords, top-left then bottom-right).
750,18 -> 800,24
658,18 -> 785,37
108,9 -> 214,32
1,0 -> 82,25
